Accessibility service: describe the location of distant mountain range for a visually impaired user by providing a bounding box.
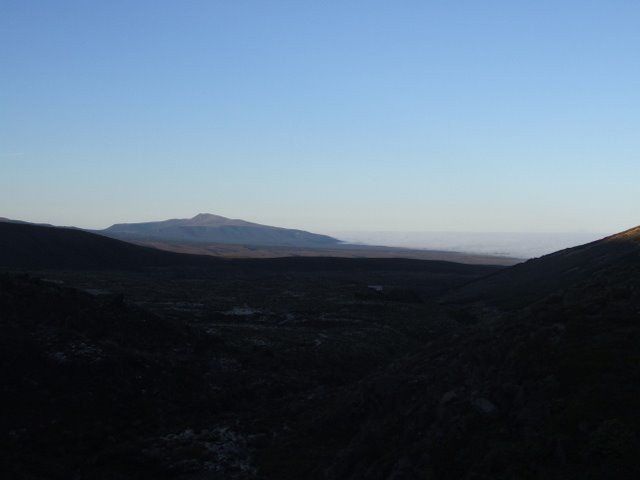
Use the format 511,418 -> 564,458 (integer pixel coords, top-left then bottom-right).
4,216 -> 638,287
99,213 -> 340,247
0,216 -> 520,265
0,221 -> 506,276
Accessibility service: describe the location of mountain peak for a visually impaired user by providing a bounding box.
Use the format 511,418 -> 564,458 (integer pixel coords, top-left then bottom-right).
182,213 -> 260,228
193,213 -> 222,220
188,213 -> 236,226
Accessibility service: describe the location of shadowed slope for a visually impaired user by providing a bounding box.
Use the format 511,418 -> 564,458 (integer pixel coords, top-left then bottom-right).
445,226 -> 640,308
267,225 -> 640,480
0,273 -> 216,479
3,222 -> 640,479
0,222 -> 222,269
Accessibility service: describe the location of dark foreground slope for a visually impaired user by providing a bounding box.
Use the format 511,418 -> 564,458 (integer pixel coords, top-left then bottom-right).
445,226 -> 640,308
285,226 -> 640,480
0,274 -> 238,479
2,223 -> 639,479
0,230 -> 501,479
0,222 -> 222,269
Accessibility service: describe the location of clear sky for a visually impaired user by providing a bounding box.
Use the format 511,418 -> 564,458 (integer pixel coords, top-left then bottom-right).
1,1 -> 638,233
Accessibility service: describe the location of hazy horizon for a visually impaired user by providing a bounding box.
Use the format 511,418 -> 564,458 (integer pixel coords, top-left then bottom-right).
2,211 -> 609,259
330,230 -> 608,259
0,211 -> 615,236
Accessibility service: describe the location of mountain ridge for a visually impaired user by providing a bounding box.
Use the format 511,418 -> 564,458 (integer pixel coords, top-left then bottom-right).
101,213 -> 340,247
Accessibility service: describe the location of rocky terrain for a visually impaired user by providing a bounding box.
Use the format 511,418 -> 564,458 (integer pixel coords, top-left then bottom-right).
1,223 -> 639,479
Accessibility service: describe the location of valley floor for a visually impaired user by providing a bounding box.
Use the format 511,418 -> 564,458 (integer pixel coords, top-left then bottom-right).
2,255 -> 639,479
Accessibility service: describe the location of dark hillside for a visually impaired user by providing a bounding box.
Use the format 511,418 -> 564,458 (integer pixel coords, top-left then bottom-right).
0,274 -> 216,479
0,222 -> 222,269
445,226 -> 640,308
296,286 -> 640,480
4,222 -> 639,479
267,226 -> 640,479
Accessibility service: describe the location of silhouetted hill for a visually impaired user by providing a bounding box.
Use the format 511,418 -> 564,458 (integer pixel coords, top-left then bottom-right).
445,226 -> 640,308
0,222 -> 222,269
101,213 -> 340,247
0,217 -> 54,227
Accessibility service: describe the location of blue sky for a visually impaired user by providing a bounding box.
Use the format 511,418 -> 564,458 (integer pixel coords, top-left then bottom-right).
1,1 -> 639,233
